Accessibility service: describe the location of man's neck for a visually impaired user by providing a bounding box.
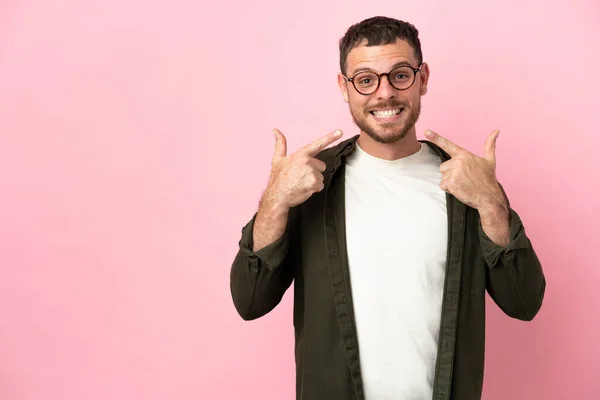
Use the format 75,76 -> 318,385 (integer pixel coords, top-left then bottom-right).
356,130 -> 421,161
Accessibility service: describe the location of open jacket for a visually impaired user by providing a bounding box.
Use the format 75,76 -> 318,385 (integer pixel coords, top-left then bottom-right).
230,134 -> 546,400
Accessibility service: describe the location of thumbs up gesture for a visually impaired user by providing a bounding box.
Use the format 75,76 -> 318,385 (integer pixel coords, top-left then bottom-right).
424,129 -> 508,214
263,129 -> 344,210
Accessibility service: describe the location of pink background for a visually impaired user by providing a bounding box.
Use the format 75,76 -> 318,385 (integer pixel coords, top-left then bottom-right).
0,0 -> 598,399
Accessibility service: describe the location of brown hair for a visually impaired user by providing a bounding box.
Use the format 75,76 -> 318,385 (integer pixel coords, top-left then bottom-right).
339,16 -> 423,75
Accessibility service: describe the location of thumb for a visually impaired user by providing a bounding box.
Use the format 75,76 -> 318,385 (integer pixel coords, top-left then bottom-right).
272,129 -> 287,159
484,129 -> 500,162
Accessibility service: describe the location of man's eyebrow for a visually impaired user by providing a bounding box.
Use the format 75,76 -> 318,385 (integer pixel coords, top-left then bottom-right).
350,61 -> 415,76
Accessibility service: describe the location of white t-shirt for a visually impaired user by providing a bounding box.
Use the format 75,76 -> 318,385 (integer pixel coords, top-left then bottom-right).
344,141 -> 448,400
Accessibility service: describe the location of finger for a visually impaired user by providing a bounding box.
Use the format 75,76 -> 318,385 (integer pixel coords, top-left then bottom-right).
311,173 -> 325,192
308,158 -> 327,173
307,171 -> 324,193
425,130 -> 465,157
439,159 -> 458,173
484,129 -> 500,163
272,129 -> 287,159
302,129 -> 343,156
441,170 -> 452,182
439,177 -> 451,193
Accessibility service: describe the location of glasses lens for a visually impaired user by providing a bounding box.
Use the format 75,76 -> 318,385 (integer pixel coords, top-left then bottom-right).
388,66 -> 415,90
353,72 -> 379,94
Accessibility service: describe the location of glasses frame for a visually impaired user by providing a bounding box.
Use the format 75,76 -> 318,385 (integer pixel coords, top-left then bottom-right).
344,64 -> 422,95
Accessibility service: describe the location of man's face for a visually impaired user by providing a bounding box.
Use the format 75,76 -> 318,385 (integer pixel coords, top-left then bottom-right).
338,39 -> 429,144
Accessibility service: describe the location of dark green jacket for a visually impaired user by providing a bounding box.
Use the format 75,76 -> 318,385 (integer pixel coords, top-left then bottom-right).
230,135 -> 546,400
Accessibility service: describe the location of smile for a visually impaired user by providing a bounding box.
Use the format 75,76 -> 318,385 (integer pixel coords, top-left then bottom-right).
369,108 -> 404,119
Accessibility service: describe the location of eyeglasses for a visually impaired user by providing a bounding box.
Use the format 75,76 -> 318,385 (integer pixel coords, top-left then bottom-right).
344,64 -> 422,95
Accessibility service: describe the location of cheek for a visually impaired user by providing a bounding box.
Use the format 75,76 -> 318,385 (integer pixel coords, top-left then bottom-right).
404,90 -> 421,107
349,95 -> 370,112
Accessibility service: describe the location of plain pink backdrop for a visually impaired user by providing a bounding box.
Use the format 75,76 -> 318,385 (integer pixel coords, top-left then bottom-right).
0,0 -> 598,399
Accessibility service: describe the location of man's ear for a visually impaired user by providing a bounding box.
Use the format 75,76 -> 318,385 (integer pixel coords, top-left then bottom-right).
419,62 -> 430,96
338,73 -> 350,103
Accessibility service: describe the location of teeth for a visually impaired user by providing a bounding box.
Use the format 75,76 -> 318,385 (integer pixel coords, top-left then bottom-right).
373,108 -> 401,118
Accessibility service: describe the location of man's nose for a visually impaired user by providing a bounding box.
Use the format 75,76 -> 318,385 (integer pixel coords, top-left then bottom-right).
375,74 -> 397,99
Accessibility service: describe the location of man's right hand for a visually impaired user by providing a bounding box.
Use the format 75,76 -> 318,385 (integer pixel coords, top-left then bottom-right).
264,129 -> 344,210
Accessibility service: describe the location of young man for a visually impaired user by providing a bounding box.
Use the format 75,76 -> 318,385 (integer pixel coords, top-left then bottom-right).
230,16 -> 545,400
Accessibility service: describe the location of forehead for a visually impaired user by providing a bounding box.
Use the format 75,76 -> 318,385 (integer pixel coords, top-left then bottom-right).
346,38 -> 417,75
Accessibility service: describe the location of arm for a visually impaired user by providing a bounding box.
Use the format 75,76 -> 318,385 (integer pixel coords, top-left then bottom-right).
229,204 -> 300,321
230,128 -> 341,321
423,129 -> 546,320
479,206 -> 546,321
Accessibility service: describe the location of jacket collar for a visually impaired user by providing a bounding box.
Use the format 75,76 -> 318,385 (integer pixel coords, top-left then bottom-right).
326,133 -> 453,165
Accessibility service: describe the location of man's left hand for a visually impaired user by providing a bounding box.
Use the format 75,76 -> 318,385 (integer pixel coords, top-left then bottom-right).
425,129 -> 511,247
424,129 -> 508,215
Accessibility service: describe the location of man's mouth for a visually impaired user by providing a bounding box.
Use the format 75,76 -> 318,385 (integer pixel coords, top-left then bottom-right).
369,108 -> 404,118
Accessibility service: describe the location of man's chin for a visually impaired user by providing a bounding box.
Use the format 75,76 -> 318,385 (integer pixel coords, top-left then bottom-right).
364,124 -> 408,144
350,109 -> 415,144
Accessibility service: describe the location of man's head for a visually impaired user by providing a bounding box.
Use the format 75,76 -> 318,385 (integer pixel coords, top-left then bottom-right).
337,16 -> 429,144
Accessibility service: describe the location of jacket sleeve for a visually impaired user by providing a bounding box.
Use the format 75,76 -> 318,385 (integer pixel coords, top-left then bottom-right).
480,207 -> 546,321
229,207 -> 300,321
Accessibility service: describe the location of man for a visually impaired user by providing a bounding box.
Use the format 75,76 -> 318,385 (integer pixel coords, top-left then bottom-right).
229,16 -> 545,400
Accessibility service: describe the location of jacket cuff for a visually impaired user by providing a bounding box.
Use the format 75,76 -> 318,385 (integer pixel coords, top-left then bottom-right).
479,208 -> 530,268
239,213 -> 290,271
